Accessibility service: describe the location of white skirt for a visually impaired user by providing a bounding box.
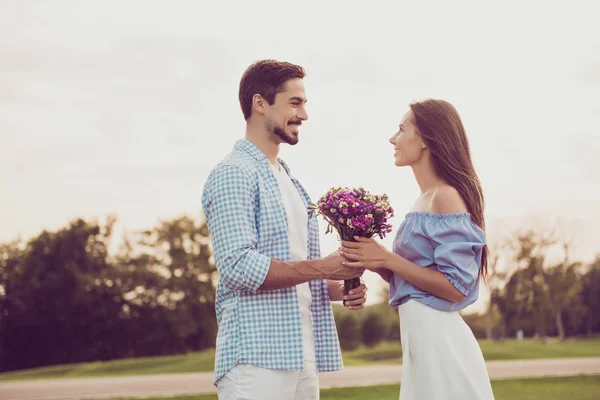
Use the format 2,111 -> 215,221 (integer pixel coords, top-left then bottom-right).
398,300 -> 495,400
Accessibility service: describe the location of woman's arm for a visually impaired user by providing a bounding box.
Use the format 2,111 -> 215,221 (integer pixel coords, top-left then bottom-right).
341,238 -> 466,303
383,252 -> 466,303
372,268 -> 393,283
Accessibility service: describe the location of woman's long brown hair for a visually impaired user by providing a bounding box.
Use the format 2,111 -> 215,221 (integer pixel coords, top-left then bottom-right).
410,99 -> 488,279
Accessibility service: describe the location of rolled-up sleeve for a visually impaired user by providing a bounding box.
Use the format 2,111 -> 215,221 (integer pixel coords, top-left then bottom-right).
428,218 -> 486,297
202,164 -> 271,293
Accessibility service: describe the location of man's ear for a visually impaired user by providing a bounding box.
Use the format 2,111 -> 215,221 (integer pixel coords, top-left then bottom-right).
252,94 -> 267,116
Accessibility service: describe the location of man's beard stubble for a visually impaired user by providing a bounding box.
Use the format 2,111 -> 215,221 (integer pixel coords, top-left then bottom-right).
268,118 -> 301,145
273,126 -> 299,145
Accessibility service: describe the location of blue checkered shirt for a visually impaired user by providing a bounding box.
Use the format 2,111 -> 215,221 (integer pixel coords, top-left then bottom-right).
202,139 -> 343,384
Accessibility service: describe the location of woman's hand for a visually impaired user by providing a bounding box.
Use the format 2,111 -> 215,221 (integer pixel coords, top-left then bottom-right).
340,236 -> 392,270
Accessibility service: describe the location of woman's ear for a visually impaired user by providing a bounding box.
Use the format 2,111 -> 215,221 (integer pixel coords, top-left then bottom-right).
421,142 -> 427,149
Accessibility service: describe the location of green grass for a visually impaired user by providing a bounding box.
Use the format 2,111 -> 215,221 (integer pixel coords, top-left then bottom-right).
2,338 -> 599,382
343,337 -> 600,366
478,337 -> 600,361
0,349 -> 215,382
109,375 -> 600,400
343,341 -> 403,365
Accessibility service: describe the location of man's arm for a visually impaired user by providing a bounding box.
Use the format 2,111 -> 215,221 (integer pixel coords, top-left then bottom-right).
203,164 -> 363,293
261,253 -> 362,291
202,164 -> 271,293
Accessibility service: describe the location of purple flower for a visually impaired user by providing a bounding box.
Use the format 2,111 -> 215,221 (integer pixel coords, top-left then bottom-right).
308,186 -> 395,242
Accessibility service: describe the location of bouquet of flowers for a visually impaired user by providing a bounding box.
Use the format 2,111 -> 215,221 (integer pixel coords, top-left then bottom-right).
308,187 -> 394,304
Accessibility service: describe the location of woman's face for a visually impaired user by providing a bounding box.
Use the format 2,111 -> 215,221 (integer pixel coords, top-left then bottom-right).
389,109 -> 425,167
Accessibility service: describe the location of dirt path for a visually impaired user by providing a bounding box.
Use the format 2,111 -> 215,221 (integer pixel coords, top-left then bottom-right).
1,357 -> 599,400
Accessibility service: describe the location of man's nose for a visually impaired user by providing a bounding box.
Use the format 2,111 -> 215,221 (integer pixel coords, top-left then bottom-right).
298,107 -> 308,121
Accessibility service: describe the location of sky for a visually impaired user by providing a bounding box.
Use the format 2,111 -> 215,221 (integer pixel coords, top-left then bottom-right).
1,1 -> 599,311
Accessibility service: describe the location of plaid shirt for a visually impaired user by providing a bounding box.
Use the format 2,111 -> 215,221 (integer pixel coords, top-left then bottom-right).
202,139 -> 343,384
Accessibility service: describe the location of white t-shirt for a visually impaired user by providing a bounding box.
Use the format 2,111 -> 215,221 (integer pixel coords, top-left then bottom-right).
270,162 -> 316,362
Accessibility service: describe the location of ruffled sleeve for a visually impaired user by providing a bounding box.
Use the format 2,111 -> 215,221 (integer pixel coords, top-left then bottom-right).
424,214 -> 486,296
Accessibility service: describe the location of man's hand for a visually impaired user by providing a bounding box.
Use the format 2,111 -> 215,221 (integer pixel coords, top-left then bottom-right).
319,251 -> 365,280
328,280 -> 367,311
259,251 -> 364,291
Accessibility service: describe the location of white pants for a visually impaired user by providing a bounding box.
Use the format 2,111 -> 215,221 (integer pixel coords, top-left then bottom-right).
216,361 -> 319,400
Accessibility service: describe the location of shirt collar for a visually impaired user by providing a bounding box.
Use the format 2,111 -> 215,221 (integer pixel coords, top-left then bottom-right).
235,139 -> 293,176
235,139 -> 266,161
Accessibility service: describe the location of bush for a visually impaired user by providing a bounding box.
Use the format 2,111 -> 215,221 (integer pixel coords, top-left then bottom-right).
336,312 -> 362,351
361,312 -> 386,348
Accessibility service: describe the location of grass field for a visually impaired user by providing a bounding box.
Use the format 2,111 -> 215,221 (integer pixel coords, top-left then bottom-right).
109,375 -> 600,400
344,337 -> 600,365
0,350 -> 215,382
1,338 -> 599,382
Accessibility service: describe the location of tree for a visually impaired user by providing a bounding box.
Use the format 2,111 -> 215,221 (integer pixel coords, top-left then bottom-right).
494,228 -> 585,342
461,312 -> 489,339
483,241 -> 507,340
0,218 -> 125,371
372,285 -> 401,341
545,256 -> 583,342
114,215 -> 217,354
361,312 -> 386,348
0,239 -> 24,370
582,255 -> 600,335
0,214 -> 218,372
512,231 -> 558,342
336,312 -> 362,351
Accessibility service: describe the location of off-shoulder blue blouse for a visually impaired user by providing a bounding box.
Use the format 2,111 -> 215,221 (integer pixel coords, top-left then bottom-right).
389,212 -> 486,312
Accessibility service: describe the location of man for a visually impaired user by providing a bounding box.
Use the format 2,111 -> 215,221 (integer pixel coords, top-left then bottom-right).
202,59 -> 367,399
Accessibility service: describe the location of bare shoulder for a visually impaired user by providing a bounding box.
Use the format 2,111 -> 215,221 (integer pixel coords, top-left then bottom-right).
430,185 -> 468,214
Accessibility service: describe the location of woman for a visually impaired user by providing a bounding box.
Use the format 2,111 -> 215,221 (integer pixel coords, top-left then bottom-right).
341,99 -> 495,399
